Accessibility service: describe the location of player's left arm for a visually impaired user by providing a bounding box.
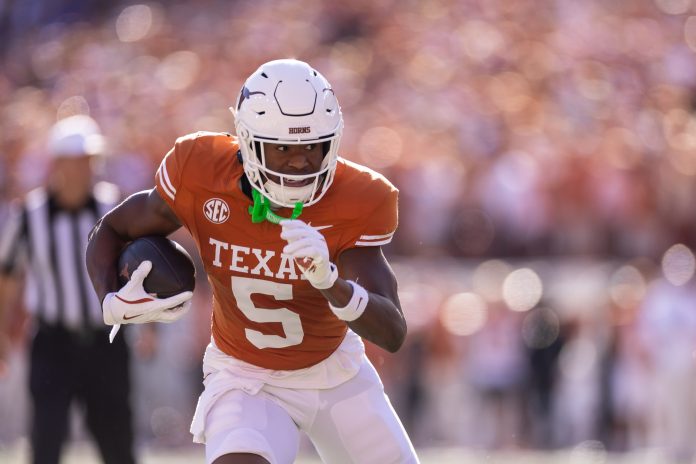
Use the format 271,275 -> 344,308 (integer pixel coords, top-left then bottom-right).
331,246 -> 406,353
280,220 -> 407,352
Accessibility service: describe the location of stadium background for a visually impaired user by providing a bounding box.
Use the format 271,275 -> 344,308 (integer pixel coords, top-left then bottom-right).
2,0 -> 696,462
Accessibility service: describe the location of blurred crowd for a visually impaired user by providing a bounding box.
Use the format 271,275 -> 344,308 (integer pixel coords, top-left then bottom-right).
2,0 -> 696,461
385,252 -> 696,463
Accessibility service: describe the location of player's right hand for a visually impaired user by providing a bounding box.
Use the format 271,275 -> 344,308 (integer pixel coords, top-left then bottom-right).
102,260 -> 193,325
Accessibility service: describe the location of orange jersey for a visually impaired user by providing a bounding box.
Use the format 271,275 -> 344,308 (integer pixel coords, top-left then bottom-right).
155,132 -> 398,370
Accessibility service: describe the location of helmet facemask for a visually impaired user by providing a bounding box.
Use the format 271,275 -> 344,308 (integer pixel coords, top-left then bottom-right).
232,59 -> 344,209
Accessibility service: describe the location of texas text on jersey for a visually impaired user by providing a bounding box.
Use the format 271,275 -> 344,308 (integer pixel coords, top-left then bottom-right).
155,131 -> 398,370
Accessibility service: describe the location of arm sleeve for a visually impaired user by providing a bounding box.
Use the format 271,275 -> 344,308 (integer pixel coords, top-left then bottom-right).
0,204 -> 27,275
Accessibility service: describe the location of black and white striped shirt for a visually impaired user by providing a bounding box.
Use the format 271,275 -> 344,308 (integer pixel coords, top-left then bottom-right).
0,183 -> 118,331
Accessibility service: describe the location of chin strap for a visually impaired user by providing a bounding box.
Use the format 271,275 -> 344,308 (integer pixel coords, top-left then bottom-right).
248,188 -> 303,224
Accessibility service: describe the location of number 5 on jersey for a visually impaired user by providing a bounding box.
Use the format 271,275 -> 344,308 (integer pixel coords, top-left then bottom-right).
231,276 -> 304,349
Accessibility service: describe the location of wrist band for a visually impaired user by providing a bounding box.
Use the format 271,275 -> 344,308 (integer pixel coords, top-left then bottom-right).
329,280 -> 369,321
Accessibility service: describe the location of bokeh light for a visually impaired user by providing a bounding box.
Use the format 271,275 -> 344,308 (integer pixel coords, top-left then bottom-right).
661,243 -> 695,286
56,96 -> 90,120
398,282 -> 442,331
116,4 -> 153,43
156,51 -> 201,91
574,61 -> 613,102
471,259 -> 512,302
608,265 -> 647,309
406,51 -> 455,91
502,267 -> 543,312
455,20 -> 505,62
522,307 -> 560,349
655,0 -> 692,15
440,292 -> 488,336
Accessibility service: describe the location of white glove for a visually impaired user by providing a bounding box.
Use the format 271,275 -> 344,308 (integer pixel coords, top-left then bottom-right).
280,220 -> 338,289
103,260 -> 193,326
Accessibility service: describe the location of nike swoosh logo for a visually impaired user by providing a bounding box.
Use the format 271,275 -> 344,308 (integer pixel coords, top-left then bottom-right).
312,225 -> 333,231
123,313 -> 144,320
115,295 -> 154,304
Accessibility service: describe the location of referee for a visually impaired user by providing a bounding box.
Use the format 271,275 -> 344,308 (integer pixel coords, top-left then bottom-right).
0,115 -> 136,464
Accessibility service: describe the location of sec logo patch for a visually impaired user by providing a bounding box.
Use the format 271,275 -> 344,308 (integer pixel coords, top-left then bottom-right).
203,198 -> 229,224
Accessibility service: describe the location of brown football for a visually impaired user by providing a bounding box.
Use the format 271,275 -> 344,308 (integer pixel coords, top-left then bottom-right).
117,236 -> 195,298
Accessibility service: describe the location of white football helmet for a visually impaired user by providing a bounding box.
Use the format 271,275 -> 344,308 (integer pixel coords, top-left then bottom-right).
232,59 -> 344,208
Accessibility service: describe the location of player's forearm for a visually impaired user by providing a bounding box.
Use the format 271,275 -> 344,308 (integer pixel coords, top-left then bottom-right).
348,292 -> 407,353
86,190 -> 182,303
86,216 -> 127,302
321,280 -> 407,353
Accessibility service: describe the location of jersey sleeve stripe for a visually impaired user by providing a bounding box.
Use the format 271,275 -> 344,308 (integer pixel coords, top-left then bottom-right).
359,232 -> 394,240
355,237 -> 393,246
160,162 -> 177,195
157,164 -> 177,201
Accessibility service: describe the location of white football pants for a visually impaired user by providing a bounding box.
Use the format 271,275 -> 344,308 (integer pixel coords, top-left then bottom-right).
204,357 -> 419,464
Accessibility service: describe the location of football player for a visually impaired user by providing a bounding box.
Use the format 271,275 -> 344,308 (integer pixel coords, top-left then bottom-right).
86,59 -> 419,464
